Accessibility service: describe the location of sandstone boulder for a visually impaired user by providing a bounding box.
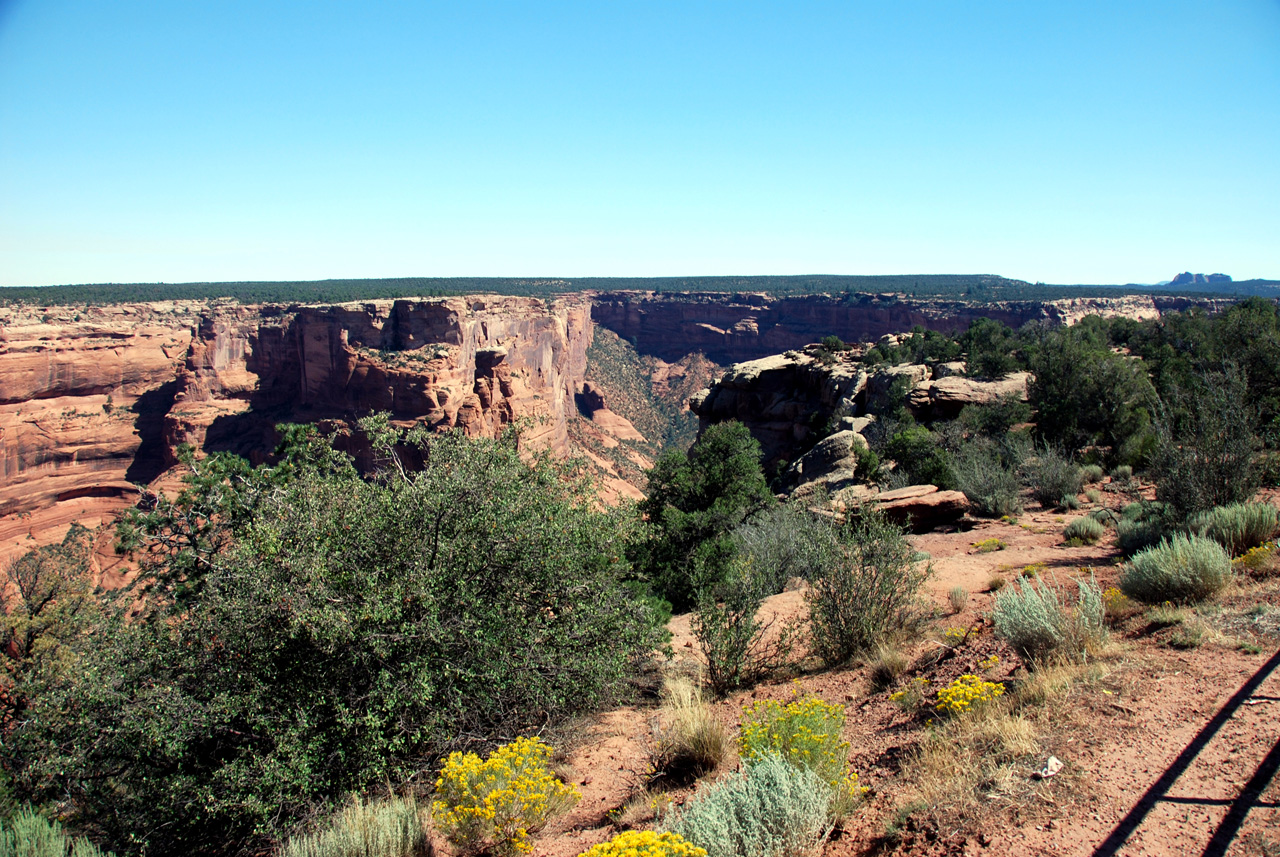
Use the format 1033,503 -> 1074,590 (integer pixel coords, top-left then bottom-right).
907,372 -> 1031,420
873,485 -> 969,533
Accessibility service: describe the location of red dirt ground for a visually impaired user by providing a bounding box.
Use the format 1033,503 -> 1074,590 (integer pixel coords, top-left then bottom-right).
529,486 -> 1280,857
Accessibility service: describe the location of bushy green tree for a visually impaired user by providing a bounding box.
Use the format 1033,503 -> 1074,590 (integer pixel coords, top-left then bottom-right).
1029,323 -> 1157,463
883,426 -> 955,489
636,422 -> 775,611
960,318 -> 1024,379
12,422 -> 655,856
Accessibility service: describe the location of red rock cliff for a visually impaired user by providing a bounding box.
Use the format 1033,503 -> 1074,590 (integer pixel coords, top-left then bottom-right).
0,296 -> 591,528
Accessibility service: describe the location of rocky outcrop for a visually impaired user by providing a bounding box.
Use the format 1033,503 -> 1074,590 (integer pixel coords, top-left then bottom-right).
0,296 -> 592,523
690,351 -> 867,471
592,291 -> 1232,365
873,485 -> 969,532
906,372 -> 1031,421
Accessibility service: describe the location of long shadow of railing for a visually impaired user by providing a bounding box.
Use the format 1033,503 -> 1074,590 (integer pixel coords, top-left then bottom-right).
1091,648 -> 1280,857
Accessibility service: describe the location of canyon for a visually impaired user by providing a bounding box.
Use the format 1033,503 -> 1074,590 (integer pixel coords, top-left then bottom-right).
0,288 -> 1232,560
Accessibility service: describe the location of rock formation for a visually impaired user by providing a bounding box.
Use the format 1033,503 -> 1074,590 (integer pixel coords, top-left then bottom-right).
0,296 -> 592,541
592,291 -> 1229,364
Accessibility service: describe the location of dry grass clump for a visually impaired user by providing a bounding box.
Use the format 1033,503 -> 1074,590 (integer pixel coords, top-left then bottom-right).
868,644 -> 909,691
908,701 -> 1038,813
648,678 -> 730,788
278,796 -> 432,857
987,575 -> 1006,593
948,586 -> 968,614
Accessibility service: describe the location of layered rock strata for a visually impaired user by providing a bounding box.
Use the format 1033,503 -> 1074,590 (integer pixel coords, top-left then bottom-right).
593,291 -> 1229,364
0,297 -> 591,526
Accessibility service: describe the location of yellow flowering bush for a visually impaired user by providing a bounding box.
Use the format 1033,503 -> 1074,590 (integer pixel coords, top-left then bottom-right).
942,626 -> 968,646
579,830 -> 707,857
973,538 -> 1006,553
935,674 -> 1004,717
1021,562 -> 1047,578
1102,586 -> 1134,617
977,654 -> 1000,672
1235,541 -> 1277,572
433,736 -> 580,855
738,688 -> 864,811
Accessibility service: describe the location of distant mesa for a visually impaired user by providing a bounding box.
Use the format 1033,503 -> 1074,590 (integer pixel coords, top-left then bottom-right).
1170,272 -> 1232,286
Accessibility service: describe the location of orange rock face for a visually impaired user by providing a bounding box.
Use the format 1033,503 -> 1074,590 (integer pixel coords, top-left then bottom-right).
0,296 -> 593,538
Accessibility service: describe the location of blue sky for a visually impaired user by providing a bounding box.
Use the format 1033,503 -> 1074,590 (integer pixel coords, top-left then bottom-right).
1,1 -> 1277,286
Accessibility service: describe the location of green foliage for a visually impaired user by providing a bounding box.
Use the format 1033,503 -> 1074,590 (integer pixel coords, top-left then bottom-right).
1151,365 -> 1260,523
1027,447 -> 1084,510
729,504 -> 839,594
960,318 -> 1024,380
1080,464 -> 1105,484
0,807 -> 112,857
693,558 -> 795,696
864,327 -> 962,367
585,328 -> 704,451
958,394 -> 1032,438
1121,534 -> 1233,604
884,426 -> 955,490
13,424 -> 654,855
1,526 -> 98,716
993,577 -> 1107,664
636,422 -> 775,611
1062,517 -> 1105,545
1028,323 -> 1157,462
1188,503 -> 1279,557
952,436 -> 1025,518
277,796 -> 430,857
805,511 -> 926,666
661,753 -> 832,857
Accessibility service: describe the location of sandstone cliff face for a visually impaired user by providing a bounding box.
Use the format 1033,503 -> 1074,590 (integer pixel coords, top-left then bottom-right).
0,297 -> 591,527
592,291 -> 1232,364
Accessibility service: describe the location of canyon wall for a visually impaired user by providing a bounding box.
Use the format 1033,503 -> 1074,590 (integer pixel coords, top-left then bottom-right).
0,297 -> 591,532
591,291 -> 1229,364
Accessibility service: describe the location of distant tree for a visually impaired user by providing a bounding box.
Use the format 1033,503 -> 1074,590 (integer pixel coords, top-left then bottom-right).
960,318 -> 1023,379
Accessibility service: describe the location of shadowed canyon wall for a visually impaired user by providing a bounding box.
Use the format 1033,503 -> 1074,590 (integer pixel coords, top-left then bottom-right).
591,291 -> 1228,364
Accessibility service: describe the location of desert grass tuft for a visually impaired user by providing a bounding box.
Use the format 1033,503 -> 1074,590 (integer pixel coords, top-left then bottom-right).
948,586 -> 968,614
648,677 -> 730,788
869,643 -> 909,691
278,795 -> 432,857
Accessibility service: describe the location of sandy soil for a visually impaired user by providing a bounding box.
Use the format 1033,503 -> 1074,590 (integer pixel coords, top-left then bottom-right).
526,486 -> 1280,857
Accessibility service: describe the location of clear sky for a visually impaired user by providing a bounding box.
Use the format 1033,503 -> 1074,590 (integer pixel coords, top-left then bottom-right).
1,1 -> 1277,287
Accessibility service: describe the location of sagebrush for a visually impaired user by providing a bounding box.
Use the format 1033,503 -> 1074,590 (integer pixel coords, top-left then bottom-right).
1121,534 -> 1233,604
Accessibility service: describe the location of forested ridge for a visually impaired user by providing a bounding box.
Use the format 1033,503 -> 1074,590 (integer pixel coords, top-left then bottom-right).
3,273 -> 1277,307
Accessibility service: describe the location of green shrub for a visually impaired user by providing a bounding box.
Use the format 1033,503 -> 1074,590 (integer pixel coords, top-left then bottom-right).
1152,365 -> 1260,523
278,796 -> 430,857
805,511 -> 926,665
1111,465 -> 1134,482
958,394 -> 1032,438
1028,448 -> 1084,509
1080,464 -> 1105,484
993,577 -> 1107,664
694,558 -> 796,696
1062,517 -> 1104,545
953,437 -> 1023,518
662,753 -> 833,857
637,421 -> 776,611
14,424 -> 654,855
884,426 -> 955,490
1121,534 -> 1233,604
433,736 -> 579,856
0,807 -> 111,857
1188,503 -> 1279,557
730,504 -> 839,593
